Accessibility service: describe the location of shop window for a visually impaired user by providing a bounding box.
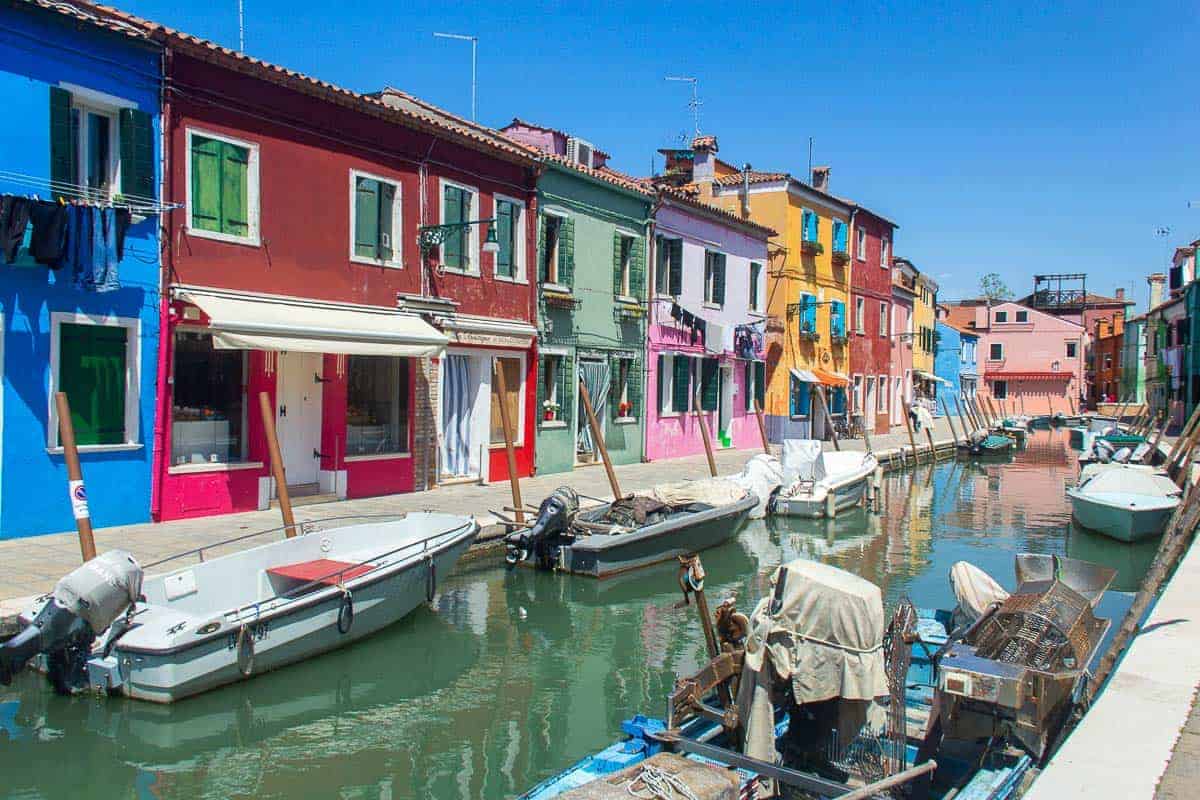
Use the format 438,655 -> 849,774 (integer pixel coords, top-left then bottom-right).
346,356 -> 409,456
52,319 -> 137,448
351,171 -> 400,266
993,380 -> 1008,400
171,331 -> 246,465
489,357 -> 523,445
188,129 -> 259,244
441,181 -> 478,272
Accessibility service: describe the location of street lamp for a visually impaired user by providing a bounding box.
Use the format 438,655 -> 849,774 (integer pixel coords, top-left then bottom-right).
417,218 -> 499,255
433,32 -> 478,121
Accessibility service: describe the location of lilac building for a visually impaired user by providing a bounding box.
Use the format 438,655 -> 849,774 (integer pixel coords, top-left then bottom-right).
644,188 -> 774,461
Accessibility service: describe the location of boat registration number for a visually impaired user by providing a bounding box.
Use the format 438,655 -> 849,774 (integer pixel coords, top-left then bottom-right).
226,620 -> 270,649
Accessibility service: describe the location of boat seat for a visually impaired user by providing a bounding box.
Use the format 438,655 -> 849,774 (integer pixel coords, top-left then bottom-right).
266,559 -> 374,595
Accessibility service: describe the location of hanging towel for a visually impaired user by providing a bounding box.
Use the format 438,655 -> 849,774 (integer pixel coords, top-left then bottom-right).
0,196 -> 31,264
706,321 -> 726,354
29,201 -> 68,268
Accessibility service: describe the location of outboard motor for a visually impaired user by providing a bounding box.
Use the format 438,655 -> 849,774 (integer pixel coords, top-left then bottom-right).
504,487 -> 579,570
0,550 -> 142,694
1094,438 -> 1116,463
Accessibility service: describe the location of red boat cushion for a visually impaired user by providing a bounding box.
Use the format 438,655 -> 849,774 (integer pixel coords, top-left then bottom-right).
267,559 -> 372,586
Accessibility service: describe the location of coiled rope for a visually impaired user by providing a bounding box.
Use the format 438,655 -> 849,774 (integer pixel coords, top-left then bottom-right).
625,765 -> 701,800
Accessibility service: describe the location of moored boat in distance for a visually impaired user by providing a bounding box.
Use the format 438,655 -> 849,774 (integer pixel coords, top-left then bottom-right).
0,513 -> 478,703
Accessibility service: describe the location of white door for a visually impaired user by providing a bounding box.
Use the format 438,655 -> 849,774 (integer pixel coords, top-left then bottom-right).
276,351 -> 323,486
865,377 -> 876,432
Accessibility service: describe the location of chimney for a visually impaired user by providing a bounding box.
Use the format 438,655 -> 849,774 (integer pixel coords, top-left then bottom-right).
691,135 -> 718,186
1115,287 -> 1125,301
740,163 -> 752,217
811,165 -> 831,193
1148,273 -> 1167,309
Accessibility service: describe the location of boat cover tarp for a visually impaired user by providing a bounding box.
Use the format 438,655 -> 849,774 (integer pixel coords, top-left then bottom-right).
1078,466 -> 1180,499
738,559 -> 887,769
781,439 -> 825,481
949,561 -> 1009,622
647,478 -> 747,508
725,454 -> 787,519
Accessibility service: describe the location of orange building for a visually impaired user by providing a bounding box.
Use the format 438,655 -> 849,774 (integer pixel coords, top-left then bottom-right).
1091,315 -> 1124,404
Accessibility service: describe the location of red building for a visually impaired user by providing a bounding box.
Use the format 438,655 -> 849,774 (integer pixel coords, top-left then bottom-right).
849,206 -> 897,433
148,28 -> 540,520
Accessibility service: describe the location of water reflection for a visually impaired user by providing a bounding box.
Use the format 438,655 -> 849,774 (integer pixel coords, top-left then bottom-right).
0,428 -> 1149,799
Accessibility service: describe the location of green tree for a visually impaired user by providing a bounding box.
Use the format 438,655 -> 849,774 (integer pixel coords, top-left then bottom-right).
979,273 -> 1013,303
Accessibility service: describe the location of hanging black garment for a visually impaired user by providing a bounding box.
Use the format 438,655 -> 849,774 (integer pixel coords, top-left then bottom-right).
29,201 -> 69,268
670,302 -> 683,322
114,208 -> 132,261
1,196 -> 32,264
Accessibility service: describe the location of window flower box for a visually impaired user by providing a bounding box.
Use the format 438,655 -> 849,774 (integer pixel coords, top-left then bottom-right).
542,288 -> 580,310
831,249 -> 850,266
831,333 -> 848,345
542,400 -> 561,422
801,239 -> 824,256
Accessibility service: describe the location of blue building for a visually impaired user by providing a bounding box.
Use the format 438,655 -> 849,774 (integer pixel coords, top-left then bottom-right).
935,317 -> 979,410
0,2 -> 161,538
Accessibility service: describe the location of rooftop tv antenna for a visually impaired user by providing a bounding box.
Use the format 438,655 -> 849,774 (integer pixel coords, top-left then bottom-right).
237,0 -> 244,51
665,75 -> 702,137
434,32 -> 479,120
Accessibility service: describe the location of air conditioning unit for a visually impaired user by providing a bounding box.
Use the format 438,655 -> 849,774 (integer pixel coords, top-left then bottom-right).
567,137 -> 594,168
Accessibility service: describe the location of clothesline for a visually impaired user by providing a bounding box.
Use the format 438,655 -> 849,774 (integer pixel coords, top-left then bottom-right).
0,169 -> 181,214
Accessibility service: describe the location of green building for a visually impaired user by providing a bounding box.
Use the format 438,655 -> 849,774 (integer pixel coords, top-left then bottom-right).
501,121 -> 653,475
1120,315 -> 1146,404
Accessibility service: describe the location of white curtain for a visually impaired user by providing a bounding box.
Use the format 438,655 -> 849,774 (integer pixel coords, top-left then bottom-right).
442,355 -> 472,476
577,359 -> 611,453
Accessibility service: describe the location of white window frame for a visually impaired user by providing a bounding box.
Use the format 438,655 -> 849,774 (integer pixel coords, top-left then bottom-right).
540,207 -> 569,290
47,311 -> 141,452
880,238 -> 889,268
616,229 -> 638,301
438,178 -> 481,274
73,102 -> 120,201
994,310 -> 1008,323
539,352 -> 566,428
615,356 -> 637,421
989,342 -> 1005,361
856,226 -> 867,261
660,353 -> 677,416
492,193 -> 527,284
1015,310 -> 1028,323
879,301 -> 889,337
703,250 -> 725,307
855,296 -> 865,334
1066,341 -> 1078,358
185,127 -> 262,247
853,374 -> 864,413
348,169 -> 403,269
878,374 -> 888,412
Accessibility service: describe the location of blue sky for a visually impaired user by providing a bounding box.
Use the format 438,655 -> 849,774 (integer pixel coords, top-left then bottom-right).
121,0 -> 1199,312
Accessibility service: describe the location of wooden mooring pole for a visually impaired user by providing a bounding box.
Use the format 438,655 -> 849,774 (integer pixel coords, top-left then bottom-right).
259,391 -> 297,538
1165,403 -> 1200,472
692,386 -> 719,477
815,385 -> 841,452
753,399 -> 771,455
580,379 -> 623,498
902,401 -> 920,465
55,392 -> 96,562
493,362 -> 524,524
941,396 -> 959,447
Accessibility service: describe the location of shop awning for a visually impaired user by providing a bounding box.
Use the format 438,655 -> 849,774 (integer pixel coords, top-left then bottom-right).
175,287 -> 448,356
790,367 -> 820,383
916,370 -> 953,387
442,314 -> 537,348
812,368 -> 850,387
985,371 -> 1071,381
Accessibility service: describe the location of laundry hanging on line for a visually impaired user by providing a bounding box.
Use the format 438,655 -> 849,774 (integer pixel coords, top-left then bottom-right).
0,194 -> 129,290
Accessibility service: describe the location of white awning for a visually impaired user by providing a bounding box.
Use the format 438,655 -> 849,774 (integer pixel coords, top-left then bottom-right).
916,370 -> 953,387
175,288 -> 448,357
790,367 -> 820,383
442,314 -> 537,348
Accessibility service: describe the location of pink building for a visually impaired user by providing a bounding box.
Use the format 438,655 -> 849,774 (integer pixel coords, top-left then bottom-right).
643,187 -> 774,461
973,301 -> 1086,414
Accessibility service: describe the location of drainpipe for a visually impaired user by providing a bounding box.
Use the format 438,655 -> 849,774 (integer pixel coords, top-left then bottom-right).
150,44 -> 172,522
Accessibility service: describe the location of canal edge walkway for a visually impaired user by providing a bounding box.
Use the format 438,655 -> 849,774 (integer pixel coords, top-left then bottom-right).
0,417 -> 963,633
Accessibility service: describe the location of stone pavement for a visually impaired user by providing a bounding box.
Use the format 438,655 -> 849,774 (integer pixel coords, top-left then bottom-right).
0,415 -> 961,616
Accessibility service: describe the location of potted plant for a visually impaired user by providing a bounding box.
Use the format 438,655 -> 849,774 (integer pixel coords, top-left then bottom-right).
618,400 -> 632,417
542,400 -> 561,421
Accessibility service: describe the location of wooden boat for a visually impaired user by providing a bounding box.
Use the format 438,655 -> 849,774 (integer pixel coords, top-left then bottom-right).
1,513 -> 478,703
960,433 -> 1014,457
518,554 -> 1113,800
1067,465 -> 1181,541
503,482 -> 756,578
771,441 -> 878,518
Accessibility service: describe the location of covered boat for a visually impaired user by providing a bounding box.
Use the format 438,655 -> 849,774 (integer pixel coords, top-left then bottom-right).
771,440 -> 878,518
1067,464 -> 1181,541
0,513 -> 478,703
503,480 -> 756,578
960,428 -> 1014,457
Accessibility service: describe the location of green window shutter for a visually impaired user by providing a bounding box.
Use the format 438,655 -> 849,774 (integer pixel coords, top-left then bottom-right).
190,135 -> 222,233
49,87 -> 76,198
535,355 -> 547,421
220,141 -> 249,237
669,239 -> 683,296
755,362 -> 766,408
672,355 -> 691,412
119,108 -> 154,199
443,186 -> 462,268
657,354 -> 665,413
495,200 -> 513,277
558,217 -> 575,288
628,357 -> 642,417
537,214 -> 548,283
713,254 -> 726,305
610,355 -> 622,419
613,231 -> 624,297
378,182 -> 395,261
701,358 -> 719,410
744,361 -> 753,411
630,237 -> 646,301
59,323 -> 127,446
560,354 -> 575,426
354,177 -> 380,259
750,263 -> 760,309
654,236 -> 667,295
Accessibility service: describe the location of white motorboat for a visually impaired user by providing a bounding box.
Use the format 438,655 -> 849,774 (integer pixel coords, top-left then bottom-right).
1066,465 -> 1181,542
1,512 -> 478,703
771,440 -> 878,518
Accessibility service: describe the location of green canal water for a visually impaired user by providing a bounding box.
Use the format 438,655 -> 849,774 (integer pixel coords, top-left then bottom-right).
0,428 -> 1157,799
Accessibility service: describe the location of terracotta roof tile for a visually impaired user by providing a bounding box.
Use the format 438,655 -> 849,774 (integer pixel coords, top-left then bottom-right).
535,151 -> 652,196
29,0 -> 539,166
647,180 -> 777,239
714,170 -> 790,186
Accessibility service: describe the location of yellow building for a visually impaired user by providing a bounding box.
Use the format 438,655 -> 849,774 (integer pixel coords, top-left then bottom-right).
906,260 -> 940,403
660,138 -> 854,439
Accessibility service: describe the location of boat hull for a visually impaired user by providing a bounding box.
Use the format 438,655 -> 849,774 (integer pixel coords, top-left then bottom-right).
111,525 -> 476,703
772,471 -> 870,518
1068,492 -> 1175,542
562,495 -> 755,578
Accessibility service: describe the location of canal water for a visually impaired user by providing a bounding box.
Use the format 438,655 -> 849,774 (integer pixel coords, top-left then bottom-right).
0,428 -> 1157,799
